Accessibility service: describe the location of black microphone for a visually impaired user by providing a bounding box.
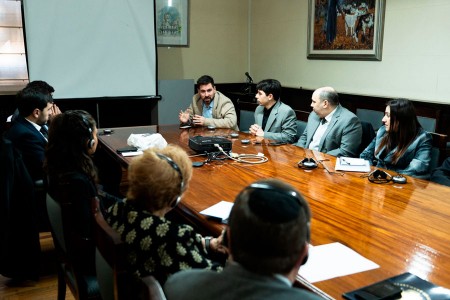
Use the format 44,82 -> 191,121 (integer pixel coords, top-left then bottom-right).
245,72 -> 253,83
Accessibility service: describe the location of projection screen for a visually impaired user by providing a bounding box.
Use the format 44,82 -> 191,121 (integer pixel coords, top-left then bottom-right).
22,0 -> 157,99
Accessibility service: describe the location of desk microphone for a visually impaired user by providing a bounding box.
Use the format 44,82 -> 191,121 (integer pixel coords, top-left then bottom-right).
245,72 -> 253,83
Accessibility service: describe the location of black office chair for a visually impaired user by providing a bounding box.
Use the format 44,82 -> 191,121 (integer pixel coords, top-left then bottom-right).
46,193 -> 101,300
139,276 -> 167,300
92,197 -> 165,300
358,121 -> 376,156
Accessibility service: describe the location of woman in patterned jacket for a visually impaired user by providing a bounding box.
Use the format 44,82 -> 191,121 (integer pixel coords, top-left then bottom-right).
106,145 -> 226,284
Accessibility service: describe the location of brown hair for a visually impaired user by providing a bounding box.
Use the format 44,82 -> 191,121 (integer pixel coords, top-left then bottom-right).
126,145 -> 193,212
376,99 -> 421,164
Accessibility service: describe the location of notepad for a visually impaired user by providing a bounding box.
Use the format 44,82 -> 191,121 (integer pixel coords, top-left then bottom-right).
335,157 -> 371,172
200,201 -> 233,224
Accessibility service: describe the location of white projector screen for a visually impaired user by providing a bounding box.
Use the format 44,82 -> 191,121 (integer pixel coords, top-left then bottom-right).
22,0 -> 157,99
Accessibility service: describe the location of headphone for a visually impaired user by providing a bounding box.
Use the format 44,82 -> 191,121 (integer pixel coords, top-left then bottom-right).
245,181 -> 311,264
297,157 -> 318,169
80,115 -> 95,149
368,169 -> 407,184
156,153 -> 184,208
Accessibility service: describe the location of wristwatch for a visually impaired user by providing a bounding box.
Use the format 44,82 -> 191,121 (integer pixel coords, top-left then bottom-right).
204,236 -> 213,254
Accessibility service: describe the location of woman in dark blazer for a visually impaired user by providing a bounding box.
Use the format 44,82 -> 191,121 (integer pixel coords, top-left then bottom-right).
44,110 -> 121,274
360,99 -> 432,179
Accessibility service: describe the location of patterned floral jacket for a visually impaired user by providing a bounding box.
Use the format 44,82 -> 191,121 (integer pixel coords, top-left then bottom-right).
106,200 -> 223,283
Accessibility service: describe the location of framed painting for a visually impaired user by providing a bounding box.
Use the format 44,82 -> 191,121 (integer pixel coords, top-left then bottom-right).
307,0 -> 386,61
156,0 -> 189,47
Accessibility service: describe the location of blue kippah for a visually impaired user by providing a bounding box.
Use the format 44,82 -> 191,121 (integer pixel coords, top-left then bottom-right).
247,189 -> 300,223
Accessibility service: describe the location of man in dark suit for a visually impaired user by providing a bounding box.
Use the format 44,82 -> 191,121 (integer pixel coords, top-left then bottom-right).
249,79 -> 297,143
5,82 -> 55,182
297,86 -> 362,157
164,179 -> 323,300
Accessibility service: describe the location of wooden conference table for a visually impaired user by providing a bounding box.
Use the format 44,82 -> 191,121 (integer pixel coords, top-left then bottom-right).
98,124 -> 450,299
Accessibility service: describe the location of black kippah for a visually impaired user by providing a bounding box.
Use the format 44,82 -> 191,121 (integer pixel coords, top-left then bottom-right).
247,189 -> 300,223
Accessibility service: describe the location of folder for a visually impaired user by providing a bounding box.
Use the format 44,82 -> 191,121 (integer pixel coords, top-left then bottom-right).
343,272 -> 450,300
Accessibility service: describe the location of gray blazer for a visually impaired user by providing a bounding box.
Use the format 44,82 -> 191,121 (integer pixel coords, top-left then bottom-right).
360,126 -> 432,179
164,263 -> 323,300
254,101 -> 297,143
297,105 -> 362,157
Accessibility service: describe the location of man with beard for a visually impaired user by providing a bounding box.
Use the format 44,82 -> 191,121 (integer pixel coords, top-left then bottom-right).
5,82 -> 56,181
296,86 -> 362,157
179,75 -> 238,130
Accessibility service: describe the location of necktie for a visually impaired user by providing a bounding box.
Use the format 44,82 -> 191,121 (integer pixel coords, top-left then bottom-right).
40,126 -> 48,139
321,118 -> 327,125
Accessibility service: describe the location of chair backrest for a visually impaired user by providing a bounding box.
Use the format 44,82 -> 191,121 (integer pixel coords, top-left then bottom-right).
239,109 -> 254,133
429,132 -> 448,171
46,193 -> 100,300
92,197 -> 129,300
139,276 -> 167,300
418,116 -> 437,133
358,121 -> 376,156
296,120 -> 307,141
356,108 -> 383,131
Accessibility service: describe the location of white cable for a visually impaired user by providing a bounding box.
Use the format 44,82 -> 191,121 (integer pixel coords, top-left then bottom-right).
214,144 -> 268,164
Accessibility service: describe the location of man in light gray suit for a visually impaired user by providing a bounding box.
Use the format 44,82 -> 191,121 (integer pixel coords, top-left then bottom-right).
249,79 -> 297,143
297,86 -> 362,157
164,179 -> 323,300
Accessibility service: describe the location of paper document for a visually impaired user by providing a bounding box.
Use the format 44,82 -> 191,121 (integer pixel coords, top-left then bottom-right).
335,157 -> 371,172
121,151 -> 143,157
299,242 -> 379,283
200,201 -> 234,224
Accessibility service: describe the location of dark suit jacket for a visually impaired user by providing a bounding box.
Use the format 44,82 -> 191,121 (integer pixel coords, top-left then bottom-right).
4,115 -> 47,181
164,263 -> 323,300
254,101 -> 298,143
297,105 -> 362,157
0,137 -> 40,280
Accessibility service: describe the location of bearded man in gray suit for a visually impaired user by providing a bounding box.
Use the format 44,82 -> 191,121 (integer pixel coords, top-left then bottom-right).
297,86 -> 362,157
164,179 -> 323,300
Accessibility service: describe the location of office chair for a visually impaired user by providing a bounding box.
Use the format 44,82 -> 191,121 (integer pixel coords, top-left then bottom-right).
91,197 -> 167,300
46,193 -> 101,300
139,275 -> 167,300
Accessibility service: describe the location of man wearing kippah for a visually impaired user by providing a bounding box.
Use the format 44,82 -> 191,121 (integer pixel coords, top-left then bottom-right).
164,179 -> 322,300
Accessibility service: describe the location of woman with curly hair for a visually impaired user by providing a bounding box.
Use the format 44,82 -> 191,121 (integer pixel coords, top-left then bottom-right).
106,145 -> 226,284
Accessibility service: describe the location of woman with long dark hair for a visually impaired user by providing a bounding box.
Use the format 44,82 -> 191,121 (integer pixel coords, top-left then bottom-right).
44,110 -> 121,273
360,99 -> 432,178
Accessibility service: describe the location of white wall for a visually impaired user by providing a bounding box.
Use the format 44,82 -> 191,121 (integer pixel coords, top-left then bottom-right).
250,0 -> 450,104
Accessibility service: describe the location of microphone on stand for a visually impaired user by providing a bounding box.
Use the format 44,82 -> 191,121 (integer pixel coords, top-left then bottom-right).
245,72 -> 253,84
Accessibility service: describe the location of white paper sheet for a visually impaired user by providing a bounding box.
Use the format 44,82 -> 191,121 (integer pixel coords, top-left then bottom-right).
299,242 -> 379,283
121,151 -> 143,157
335,157 -> 371,172
200,201 -> 234,223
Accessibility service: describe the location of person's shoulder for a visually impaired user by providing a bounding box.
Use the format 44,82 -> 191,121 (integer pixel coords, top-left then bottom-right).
166,268 -> 218,287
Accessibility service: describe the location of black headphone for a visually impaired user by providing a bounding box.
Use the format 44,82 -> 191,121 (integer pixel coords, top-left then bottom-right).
80,115 -> 95,149
368,169 -> 392,184
245,181 -> 311,265
368,169 -> 407,184
297,157 -> 318,169
156,153 -> 184,208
